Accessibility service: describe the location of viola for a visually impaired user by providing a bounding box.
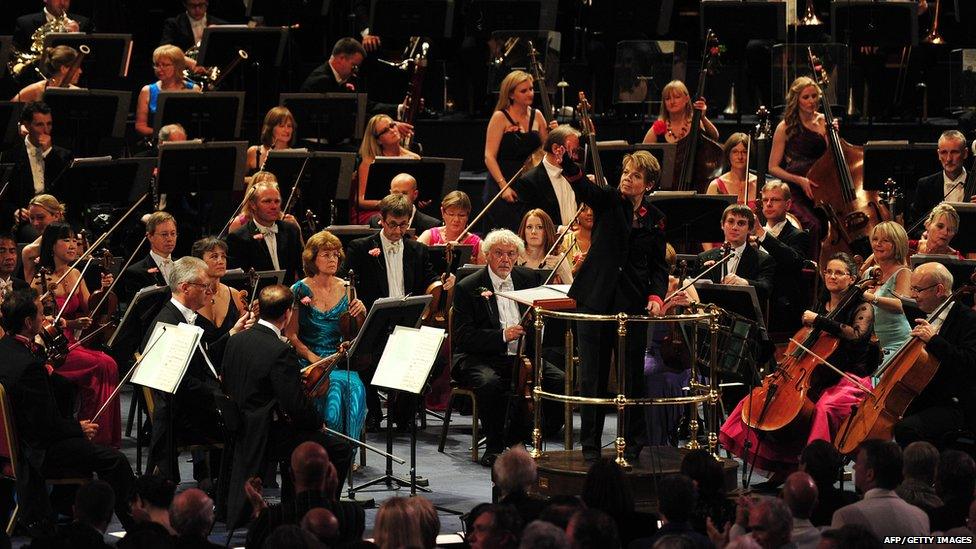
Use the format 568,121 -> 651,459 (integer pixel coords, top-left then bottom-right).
79,249 -> 119,347
833,270 -> 976,455
301,342 -> 351,399
338,270 -> 365,341
742,267 -> 881,433
422,243 -> 459,331
675,30 -> 724,193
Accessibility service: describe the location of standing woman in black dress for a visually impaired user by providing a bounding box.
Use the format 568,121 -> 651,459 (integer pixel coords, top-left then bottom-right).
483,70 -> 550,232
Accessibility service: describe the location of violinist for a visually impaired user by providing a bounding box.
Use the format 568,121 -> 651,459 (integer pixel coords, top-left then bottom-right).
910,131 -> 975,230
515,209 -> 571,284
120,211 -> 177,305
513,124 -> 582,228
451,229 -> 565,467
226,180 -> 303,283
719,253 -> 875,482
705,133 -> 758,209
135,45 -> 201,138
286,231 -> 367,439
190,237 -> 246,343
33,222 -> 121,448
860,222 -> 912,370
247,107 -> 296,172
353,115 -> 420,223
0,233 -> 29,296
561,204 -> 592,276
366,173 -> 441,235
913,203 -> 963,258
768,77 -> 828,252
223,284 -> 353,525
694,205 -> 775,304
893,263 -> 976,448
19,194 -> 65,281
226,172 -> 301,235
641,80 -> 718,144
418,191 -> 485,264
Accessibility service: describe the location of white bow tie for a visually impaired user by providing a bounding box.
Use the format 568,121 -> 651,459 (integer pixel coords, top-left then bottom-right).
259,224 -> 278,235
387,241 -> 401,254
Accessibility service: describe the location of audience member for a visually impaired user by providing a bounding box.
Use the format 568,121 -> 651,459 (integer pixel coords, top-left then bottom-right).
831,440 -> 929,538
261,524 -> 323,548
537,496 -> 586,530
373,497 -> 421,549
733,496 -> 793,549
38,480 -> 116,548
895,441 -> 943,514
128,475 -> 177,536
169,488 -> 220,548
405,496 -> 439,549
301,508 -> 339,544
817,524 -> 882,549
943,499 -> 975,537
519,519 -> 569,549
930,450 -> 976,532
628,475 -> 709,549
798,441 -> 856,526
467,504 -> 522,549
780,472 -> 820,549
567,508 -> 620,549
681,449 -> 736,535
495,445 -> 547,525
582,458 -> 651,545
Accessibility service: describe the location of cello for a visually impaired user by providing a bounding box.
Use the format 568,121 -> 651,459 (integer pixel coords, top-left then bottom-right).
805,49 -> 890,268
833,271 -> 976,455
674,30 -> 724,192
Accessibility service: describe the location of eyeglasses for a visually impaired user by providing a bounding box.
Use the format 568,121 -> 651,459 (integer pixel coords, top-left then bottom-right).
822,269 -> 852,278
318,250 -> 341,259
490,249 -> 519,259
375,122 -> 397,138
910,283 -> 939,294
185,282 -> 216,295
384,221 -> 410,231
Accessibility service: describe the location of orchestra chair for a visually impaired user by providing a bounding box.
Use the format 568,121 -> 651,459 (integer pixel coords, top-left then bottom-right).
0,383 -> 90,536
437,306 -> 484,462
140,386 -> 225,477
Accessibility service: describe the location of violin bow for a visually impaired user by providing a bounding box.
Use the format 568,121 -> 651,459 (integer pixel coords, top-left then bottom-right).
458,165 -> 526,242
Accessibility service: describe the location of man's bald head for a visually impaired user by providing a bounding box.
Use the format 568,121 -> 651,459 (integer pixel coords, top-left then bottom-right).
390,173 -> 419,204
301,507 -> 339,542
169,488 -> 215,539
291,442 -> 337,494
782,471 -> 818,520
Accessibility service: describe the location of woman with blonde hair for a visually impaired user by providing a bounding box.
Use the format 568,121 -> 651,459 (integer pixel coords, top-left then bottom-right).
418,190 -> 485,263
373,497 -> 422,549
12,46 -> 83,102
483,69 -> 551,231
135,45 -> 200,137
914,203 -> 963,258
20,194 -> 65,281
642,79 -> 718,144
352,114 -> 419,223
286,230 -> 367,437
247,106 -> 296,171
860,221 -> 911,371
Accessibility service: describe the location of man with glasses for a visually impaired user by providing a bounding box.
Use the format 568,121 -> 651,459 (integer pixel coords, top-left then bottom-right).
452,229 -> 565,466
752,180 -> 811,332
911,130 -> 976,233
893,262 -> 976,448
141,256 -> 252,481
227,180 -> 303,283
160,0 -> 227,53
122,211 -> 180,304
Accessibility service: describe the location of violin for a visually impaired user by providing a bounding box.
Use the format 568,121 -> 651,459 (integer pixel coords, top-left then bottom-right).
301,342 -> 351,399
675,30 -> 724,193
422,243 -> 460,330
743,267 -> 881,433
79,249 -> 119,347
34,267 -> 70,368
833,270 -> 976,455
338,270 -> 365,340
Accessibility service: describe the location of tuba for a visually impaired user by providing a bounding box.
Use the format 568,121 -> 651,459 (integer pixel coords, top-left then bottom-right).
9,14 -> 73,78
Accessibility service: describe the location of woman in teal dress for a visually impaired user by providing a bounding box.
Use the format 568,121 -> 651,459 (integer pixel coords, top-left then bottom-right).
860,221 -> 912,375
286,230 -> 368,438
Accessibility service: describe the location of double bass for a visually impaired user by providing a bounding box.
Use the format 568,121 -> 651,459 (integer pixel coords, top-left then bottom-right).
805,49 -> 890,268
521,39 -> 556,172
674,30 -> 724,193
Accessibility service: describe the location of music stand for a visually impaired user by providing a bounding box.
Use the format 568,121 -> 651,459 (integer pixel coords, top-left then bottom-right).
945,202 -> 976,253
701,1 -> 786,45
457,264 -> 483,281
323,225 -> 380,250
693,283 -> 766,378
487,30 -> 560,95
0,101 -> 24,153
280,93 -> 367,147
863,141 -> 941,194
57,157 -> 155,228
648,193 -> 735,249
158,141 -> 247,235
155,92 -> 245,141
45,33 -> 133,88
42,88 -> 129,158
197,26 -> 287,71
591,141 -> 678,190
370,1 -> 455,39
0,36 -> 12,79
830,0 -> 918,48
263,149 -> 357,223
426,244 -> 474,274
107,285 -> 171,373
365,157 -> 462,219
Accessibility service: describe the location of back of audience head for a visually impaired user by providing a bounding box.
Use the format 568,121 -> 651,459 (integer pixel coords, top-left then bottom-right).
468,504 -> 522,549
263,524 -> 322,548
566,508 -> 619,549
855,440 -> 903,491
538,496 -> 585,530
657,474 -> 696,524
902,441 -> 940,484
130,474 -> 176,523
652,535 -> 696,549
494,445 -> 538,497
680,449 -> 727,500
518,519 -> 568,549
301,508 -> 338,544
405,495 -> 439,549
75,480 -> 115,533
782,471 -> 818,520
169,488 -> 214,539
374,497 -> 422,549
818,524 -> 882,549
581,458 -> 634,518
291,441 -> 337,495
748,497 -> 792,549
936,450 -> 976,501
799,440 -> 845,488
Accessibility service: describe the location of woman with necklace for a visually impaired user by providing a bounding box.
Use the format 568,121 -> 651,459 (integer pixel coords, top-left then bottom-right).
417,191 -> 485,264
191,237 -> 246,343
706,133 -> 758,209
352,114 -> 419,223
641,80 -> 718,144
860,222 -> 912,372
135,45 -> 200,137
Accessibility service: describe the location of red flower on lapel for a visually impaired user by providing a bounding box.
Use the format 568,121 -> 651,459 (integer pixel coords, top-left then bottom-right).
368,247 -> 381,257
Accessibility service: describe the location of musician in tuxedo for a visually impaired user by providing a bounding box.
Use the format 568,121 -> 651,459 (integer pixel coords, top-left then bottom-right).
0,288 -> 133,536
367,173 -> 441,236
222,284 -> 352,527
910,130 -> 976,232
13,0 -> 94,51
452,229 -> 565,466
1,102 -> 72,225
563,150 -> 669,464
753,180 -> 811,332
226,180 -> 303,283
299,38 -> 404,118
893,262 -> 976,448
696,204 -> 776,305
0,233 -> 30,296
160,0 -> 228,52
514,124 -> 582,228
141,257 -> 251,481
120,211 -> 178,305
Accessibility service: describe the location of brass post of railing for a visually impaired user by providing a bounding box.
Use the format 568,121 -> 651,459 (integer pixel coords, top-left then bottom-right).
614,313 -> 629,468
531,307 -> 544,458
564,325 -> 574,450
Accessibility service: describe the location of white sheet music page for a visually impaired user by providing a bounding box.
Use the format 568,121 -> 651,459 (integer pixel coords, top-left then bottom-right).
131,322 -> 203,394
370,325 -> 445,394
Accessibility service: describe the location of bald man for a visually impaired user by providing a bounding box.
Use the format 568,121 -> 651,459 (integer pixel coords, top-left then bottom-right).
894,262 -> 976,447
782,472 -> 821,549
368,173 -> 441,235
301,508 -> 339,543
169,488 -> 216,546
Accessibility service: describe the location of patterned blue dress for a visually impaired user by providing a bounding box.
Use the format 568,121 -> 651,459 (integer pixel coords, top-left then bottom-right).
291,280 -> 367,438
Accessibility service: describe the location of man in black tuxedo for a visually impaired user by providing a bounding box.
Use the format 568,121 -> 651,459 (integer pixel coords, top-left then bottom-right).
564,150 -> 669,464
1,102 -> 72,226
299,38 -> 404,118
894,262 -> 976,448
367,173 -> 441,236
695,204 -> 776,305
13,0 -> 94,51
160,0 -> 228,52
753,181 -> 811,332
452,229 -> 565,466
121,211 -> 178,305
141,256 -> 250,481
910,130 -> 976,233
226,180 -> 303,283
515,125 -> 582,228
0,233 -> 29,295
0,288 -> 133,536
222,284 -> 353,527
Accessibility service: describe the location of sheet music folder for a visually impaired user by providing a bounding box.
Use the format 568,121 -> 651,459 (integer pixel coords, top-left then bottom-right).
346,294 -> 433,362
496,284 -> 576,310
693,282 -> 767,333
370,325 -> 446,395
131,322 -> 203,394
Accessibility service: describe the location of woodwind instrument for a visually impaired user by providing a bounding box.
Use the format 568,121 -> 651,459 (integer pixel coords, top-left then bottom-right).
400,38 -> 429,150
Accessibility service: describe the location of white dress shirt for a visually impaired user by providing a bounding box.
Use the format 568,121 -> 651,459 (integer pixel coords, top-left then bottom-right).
379,232 -> 405,298
255,221 -> 280,271
488,268 -> 520,355
724,242 -> 747,278
150,250 -> 174,283
763,218 -> 792,239
169,297 -> 198,325
943,168 -> 966,203
24,136 -> 49,194
542,156 -> 578,226
190,15 -> 207,45
257,318 -> 282,339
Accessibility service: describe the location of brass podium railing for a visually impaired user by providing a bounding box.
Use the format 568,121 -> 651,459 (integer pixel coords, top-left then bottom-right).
529,305 -> 723,468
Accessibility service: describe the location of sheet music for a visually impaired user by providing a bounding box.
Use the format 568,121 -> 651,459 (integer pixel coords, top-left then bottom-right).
370,325 -> 445,394
131,322 -> 202,394
496,284 -> 573,306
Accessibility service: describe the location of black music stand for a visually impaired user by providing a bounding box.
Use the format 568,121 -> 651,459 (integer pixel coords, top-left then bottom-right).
693,283 -> 767,377
648,193 -> 735,249
365,157 -> 462,219
591,141 -> 678,190
426,244 -> 474,274
44,33 -> 133,88
222,268 -> 285,296
42,88 -> 129,158
280,93 -> 367,148
155,92 -> 245,141
487,30 -> 561,95
863,141 -> 941,192
157,141 -> 247,235
944,202 -> 976,253
197,26 -> 287,70
263,149 -> 357,224
57,157 -> 155,232
457,264 -> 483,281
370,1 -> 455,39
830,0 -> 918,48
0,101 -> 24,153
324,225 -> 380,250
700,1 -> 786,45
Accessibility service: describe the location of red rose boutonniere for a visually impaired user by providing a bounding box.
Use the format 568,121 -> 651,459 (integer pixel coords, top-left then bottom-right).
637,206 -> 648,218
252,233 -> 264,241
147,267 -> 159,274
368,247 -> 381,257
478,287 -> 493,299
651,119 -> 667,137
